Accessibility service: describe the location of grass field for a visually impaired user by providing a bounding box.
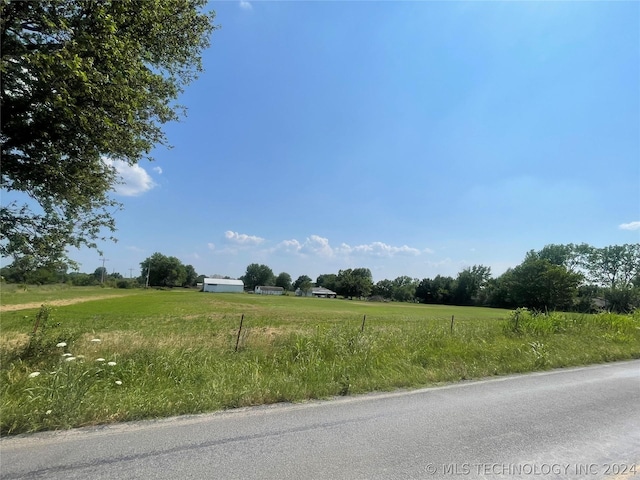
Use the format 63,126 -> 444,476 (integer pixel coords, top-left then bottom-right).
1,286 -> 639,435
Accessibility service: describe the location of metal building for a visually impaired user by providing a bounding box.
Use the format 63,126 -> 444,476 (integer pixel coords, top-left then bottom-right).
202,278 -> 244,293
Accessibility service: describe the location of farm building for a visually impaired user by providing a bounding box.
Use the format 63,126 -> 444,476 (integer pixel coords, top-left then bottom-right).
296,287 -> 337,298
255,286 -> 284,295
202,278 -> 244,293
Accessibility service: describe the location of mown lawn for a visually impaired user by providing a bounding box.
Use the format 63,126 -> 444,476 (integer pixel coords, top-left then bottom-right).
1,288 -> 639,435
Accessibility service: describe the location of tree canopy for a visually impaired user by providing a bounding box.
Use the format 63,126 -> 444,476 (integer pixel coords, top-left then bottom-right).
241,264 -> 275,290
316,273 -> 338,292
140,252 -> 196,288
275,272 -> 292,291
1,0 -> 216,267
336,268 -> 373,299
293,275 -> 312,292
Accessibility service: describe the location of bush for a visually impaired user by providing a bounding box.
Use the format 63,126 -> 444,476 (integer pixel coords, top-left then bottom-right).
116,279 -> 138,289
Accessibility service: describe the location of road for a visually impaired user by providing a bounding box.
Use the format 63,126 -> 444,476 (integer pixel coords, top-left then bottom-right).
2,361 -> 639,479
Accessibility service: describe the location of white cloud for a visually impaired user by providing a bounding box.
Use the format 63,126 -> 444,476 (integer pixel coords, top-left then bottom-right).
343,242 -> 422,257
224,230 -> 265,246
104,158 -> 157,196
275,235 -> 425,259
277,239 -> 303,254
125,246 -> 145,253
207,243 -> 216,251
152,166 -> 163,175
619,221 -> 640,231
300,235 -> 334,257
239,0 -> 252,10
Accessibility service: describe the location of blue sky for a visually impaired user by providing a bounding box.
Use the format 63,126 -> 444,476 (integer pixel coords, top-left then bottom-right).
73,1 -> 638,282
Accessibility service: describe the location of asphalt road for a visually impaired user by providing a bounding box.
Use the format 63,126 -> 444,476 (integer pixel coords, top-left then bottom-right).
2,361 -> 639,480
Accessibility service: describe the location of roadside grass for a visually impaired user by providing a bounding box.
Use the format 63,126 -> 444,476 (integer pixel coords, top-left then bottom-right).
1,290 -> 639,435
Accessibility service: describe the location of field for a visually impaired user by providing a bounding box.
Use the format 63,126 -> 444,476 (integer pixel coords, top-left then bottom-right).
1,286 -> 639,435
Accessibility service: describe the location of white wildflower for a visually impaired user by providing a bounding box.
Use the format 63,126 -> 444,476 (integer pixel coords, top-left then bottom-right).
56,342 -> 67,348
96,358 -> 106,362
62,353 -> 73,357
45,410 -> 52,415
28,372 -> 41,378
91,339 -> 101,343
107,361 -> 116,366
65,356 -> 76,362
115,380 -> 123,385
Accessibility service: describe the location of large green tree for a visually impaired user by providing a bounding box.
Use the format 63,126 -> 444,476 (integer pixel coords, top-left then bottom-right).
293,274 -> 312,292
586,244 -> 640,289
1,0 -> 216,267
372,279 -> 393,299
184,264 -> 198,287
336,268 -> 373,299
241,264 -> 275,290
275,272 -> 292,291
140,252 -> 188,288
501,252 -> 582,311
453,265 -> 491,305
316,273 -> 337,292
390,276 -> 417,302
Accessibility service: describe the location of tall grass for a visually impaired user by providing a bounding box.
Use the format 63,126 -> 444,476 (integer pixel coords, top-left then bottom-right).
1,291 -> 639,435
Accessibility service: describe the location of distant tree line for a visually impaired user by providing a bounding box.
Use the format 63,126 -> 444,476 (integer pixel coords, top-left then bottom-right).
0,252 -> 200,289
237,244 -> 640,313
2,243 -> 638,312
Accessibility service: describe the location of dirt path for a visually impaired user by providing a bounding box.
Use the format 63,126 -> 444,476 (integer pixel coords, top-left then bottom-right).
1,294 -> 132,312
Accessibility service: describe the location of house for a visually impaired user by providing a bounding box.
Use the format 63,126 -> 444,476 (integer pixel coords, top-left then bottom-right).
255,286 -> 284,295
202,278 -> 244,293
296,287 -> 337,298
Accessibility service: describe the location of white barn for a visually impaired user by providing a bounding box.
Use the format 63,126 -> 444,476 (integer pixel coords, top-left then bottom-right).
202,278 -> 244,293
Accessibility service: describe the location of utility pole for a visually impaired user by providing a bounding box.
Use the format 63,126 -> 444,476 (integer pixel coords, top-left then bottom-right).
145,262 -> 151,288
99,257 -> 109,284
129,268 -> 134,279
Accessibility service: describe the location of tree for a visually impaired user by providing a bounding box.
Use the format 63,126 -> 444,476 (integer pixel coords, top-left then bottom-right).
430,275 -> 455,304
140,252 -> 187,287
93,266 -> 107,283
184,265 -> 198,287
453,265 -> 491,305
391,276 -> 417,302
415,278 -> 434,303
293,275 -> 312,291
241,264 -> 275,290
603,287 -> 640,313
1,256 -> 65,284
275,272 -> 292,291
66,271 -> 97,286
336,268 -> 373,299
586,244 -> 640,289
373,279 -> 394,299
503,252 -> 582,311
316,273 -> 338,292
1,1 -> 216,267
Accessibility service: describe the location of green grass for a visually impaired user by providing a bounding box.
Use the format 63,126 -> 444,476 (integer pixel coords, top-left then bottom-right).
1,289 -> 639,435
0,284 -> 140,306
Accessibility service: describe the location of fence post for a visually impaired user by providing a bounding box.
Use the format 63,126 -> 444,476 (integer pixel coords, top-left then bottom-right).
361,314 -> 366,332
235,314 -> 244,352
450,315 -> 454,334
